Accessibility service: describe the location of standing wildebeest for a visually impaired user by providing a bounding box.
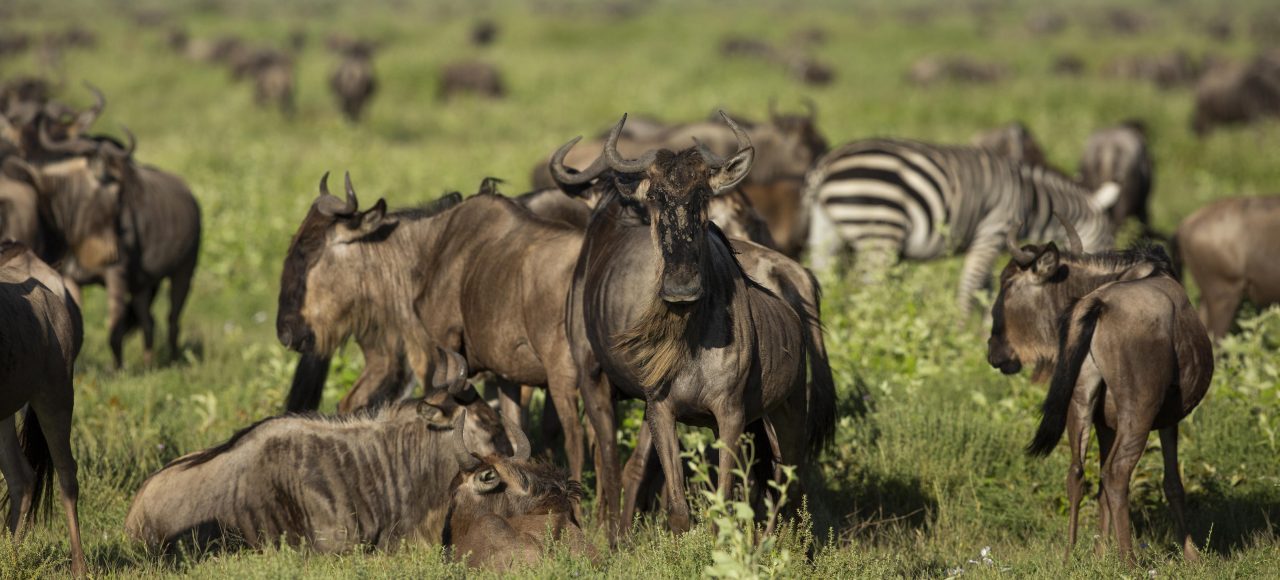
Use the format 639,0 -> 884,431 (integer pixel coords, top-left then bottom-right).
971,122 -> 1048,167
276,175 -> 592,486
906,56 -> 1008,86
329,41 -> 377,122
126,350 -> 528,551
551,112 -> 836,539
1169,196 -> 1280,339
1191,55 -> 1280,136
988,217 -> 1212,564
438,60 -> 506,100
1080,121 -> 1154,233
233,49 -> 295,116
531,103 -> 827,257
0,241 -> 85,577
447,456 -> 594,571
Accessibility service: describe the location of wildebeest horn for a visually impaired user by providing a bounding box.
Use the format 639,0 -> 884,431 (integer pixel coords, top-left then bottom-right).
71,82 -> 106,134
315,171 -> 357,216
1055,210 -> 1083,254
549,136 -> 610,185
37,118 -> 96,155
100,125 -> 137,159
692,137 -> 723,167
697,110 -> 751,168
1006,222 -> 1035,266
603,113 -> 658,174
343,171 -> 360,210
501,413 -> 531,461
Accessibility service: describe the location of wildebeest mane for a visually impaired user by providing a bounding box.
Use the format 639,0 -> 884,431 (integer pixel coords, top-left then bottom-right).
390,191 -> 463,221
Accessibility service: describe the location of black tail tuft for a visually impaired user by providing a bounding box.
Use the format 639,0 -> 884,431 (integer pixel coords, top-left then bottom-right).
20,407 -> 55,524
285,353 -> 331,412
802,271 -> 838,457
1028,300 -> 1105,457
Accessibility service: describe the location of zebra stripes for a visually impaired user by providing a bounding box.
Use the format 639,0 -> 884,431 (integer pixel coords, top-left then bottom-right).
804,138 -> 1119,312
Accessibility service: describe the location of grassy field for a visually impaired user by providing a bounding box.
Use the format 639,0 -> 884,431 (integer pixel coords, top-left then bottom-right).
2,0 -> 1279,577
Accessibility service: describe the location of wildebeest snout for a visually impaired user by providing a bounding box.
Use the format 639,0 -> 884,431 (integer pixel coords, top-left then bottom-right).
660,264 -> 703,304
986,336 -> 1022,375
277,315 -> 315,352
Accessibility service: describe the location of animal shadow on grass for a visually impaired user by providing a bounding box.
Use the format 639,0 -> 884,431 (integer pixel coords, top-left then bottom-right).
1131,485 -> 1280,556
93,524 -> 252,574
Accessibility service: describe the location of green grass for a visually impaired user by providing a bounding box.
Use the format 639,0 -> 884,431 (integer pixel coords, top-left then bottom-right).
2,0 -> 1278,577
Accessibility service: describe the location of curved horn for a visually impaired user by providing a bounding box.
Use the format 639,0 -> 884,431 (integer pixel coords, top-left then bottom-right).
100,125 -> 138,159
603,113 -> 657,174
315,171 -> 355,216
692,136 -> 724,167
1054,210 -> 1083,254
548,136 -> 609,185
37,118 -> 96,155
501,413 -> 531,461
70,82 -> 106,134
1006,222 -> 1035,266
342,171 -> 359,212
719,109 -> 751,156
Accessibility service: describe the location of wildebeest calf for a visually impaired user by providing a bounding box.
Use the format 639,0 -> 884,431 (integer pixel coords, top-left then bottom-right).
125,351 -> 529,552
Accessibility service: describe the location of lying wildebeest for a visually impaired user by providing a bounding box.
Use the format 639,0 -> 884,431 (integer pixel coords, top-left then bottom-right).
906,56 -> 1008,86
126,350 -> 527,551
438,60 -> 505,100
447,456 -> 594,571
988,216 -> 1212,564
277,175 -> 591,487
1169,195 -> 1280,339
552,112 -> 836,539
1191,54 -> 1280,136
1080,121 -> 1154,233
971,122 -> 1048,167
329,41 -> 377,122
85,131 -> 200,367
531,103 -> 827,257
0,241 -> 85,577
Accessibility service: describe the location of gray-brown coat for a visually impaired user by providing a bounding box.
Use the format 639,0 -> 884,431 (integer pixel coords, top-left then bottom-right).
1079,121 -> 1153,230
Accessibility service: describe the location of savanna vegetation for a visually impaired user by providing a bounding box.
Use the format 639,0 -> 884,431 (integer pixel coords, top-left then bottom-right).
2,0 -> 1278,577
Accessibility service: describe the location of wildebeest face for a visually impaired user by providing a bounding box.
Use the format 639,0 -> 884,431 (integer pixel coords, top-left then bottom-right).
277,172 -> 396,353
988,243 -> 1063,375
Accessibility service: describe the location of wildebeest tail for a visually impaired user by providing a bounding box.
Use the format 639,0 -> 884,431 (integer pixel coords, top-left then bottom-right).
801,271 -> 837,456
285,353 -> 331,412
1028,299 -> 1105,457
1166,229 -> 1184,282
20,407 -> 54,523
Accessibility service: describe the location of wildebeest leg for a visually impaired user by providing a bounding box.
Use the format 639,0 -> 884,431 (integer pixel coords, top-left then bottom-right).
622,420 -> 660,526
495,379 -> 523,432
1198,282 -> 1243,340
1159,426 -> 1199,562
31,398 -> 85,577
337,347 -> 406,413
1094,424 -> 1116,556
851,238 -> 899,287
130,283 -> 159,367
579,372 -> 621,543
646,401 -> 691,533
547,368 -> 585,482
955,234 -> 1003,316
713,407 -> 746,508
105,265 -> 129,369
1101,417 -> 1152,566
0,415 -> 34,535
1065,357 -> 1102,562
166,261 -> 196,361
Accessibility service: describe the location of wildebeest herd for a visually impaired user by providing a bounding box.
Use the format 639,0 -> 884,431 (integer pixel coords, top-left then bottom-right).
2,8 -> 1280,578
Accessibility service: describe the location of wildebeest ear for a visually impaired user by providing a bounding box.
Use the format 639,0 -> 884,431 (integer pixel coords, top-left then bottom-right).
1033,243 -> 1060,281
1,157 -> 41,191
417,401 -> 454,428
708,146 -> 755,194
336,198 -> 397,242
472,466 -> 502,493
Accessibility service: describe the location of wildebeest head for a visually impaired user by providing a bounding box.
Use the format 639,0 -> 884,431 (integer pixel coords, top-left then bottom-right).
972,122 -> 1047,167
765,98 -> 828,179
276,172 -> 397,353
550,111 -> 754,303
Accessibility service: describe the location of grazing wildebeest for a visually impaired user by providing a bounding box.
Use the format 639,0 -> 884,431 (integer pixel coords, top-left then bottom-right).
1080,121 -> 1154,232
329,41 -> 377,122
447,456 -> 594,571
987,216 -> 1212,564
906,56 -> 1008,86
1191,54 -> 1280,136
1169,196 -> 1280,339
438,60 -> 505,100
971,122 -> 1048,167
125,350 -> 528,552
276,175 -> 591,487
0,241 -> 85,577
1103,51 -> 1202,90
552,112 -> 836,540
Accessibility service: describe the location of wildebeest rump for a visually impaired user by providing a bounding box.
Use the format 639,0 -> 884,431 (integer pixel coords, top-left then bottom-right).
1079,121 -> 1154,232
552,112 -> 836,540
971,122 -> 1049,167
125,351 -> 528,552
447,456 -> 594,571
276,175 -> 591,487
1169,195 -> 1280,339
0,242 -> 85,577
987,217 -> 1212,564
1190,53 -> 1280,135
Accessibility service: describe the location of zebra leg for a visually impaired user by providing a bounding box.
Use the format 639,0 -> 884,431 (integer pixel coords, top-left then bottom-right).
850,237 -> 899,286
805,203 -> 843,278
956,234 -> 1005,316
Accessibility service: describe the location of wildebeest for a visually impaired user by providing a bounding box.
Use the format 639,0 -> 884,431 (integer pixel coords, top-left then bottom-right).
1190,54 -> 1280,136
438,60 -> 506,100
1052,53 -> 1086,76
906,56 -> 1008,86
987,217 -> 1212,564
1169,196 -> 1280,339
1103,51 -> 1202,91
329,41 -> 377,122
0,241 -> 85,577
276,175 -> 592,488
1026,11 -> 1067,36
447,456 -> 594,571
230,49 -> 295,115
471,20 -> 499,47
971,122 -> 1048,167
125,350 -> 527,552
552,112 -> 836,539
1079,121 -> 1154,232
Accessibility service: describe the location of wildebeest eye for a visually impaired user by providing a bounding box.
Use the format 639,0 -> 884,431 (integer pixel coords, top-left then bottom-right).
476,467 -> 500,491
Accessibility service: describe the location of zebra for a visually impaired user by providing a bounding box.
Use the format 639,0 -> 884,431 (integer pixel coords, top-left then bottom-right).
804,138 -> 1121,313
